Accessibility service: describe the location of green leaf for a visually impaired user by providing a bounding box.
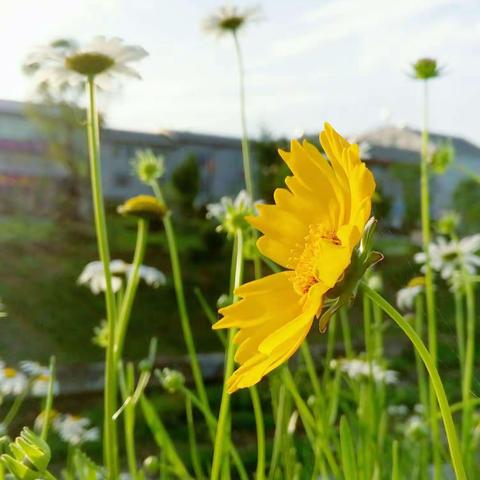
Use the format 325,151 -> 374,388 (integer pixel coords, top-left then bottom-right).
339,416 -> 358,480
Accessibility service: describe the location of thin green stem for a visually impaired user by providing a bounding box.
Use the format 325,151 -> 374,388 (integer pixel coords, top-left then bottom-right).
2,387 -> 28,429
461,276 -> 475,468
414,296 -> 429,414
114,219 -> 149,362
232,31 -> 254,199
268,384 -> 286,480
119,363 -> 139,480
194,287 -> 226,346
363,285 -> 466,480
339,308 -> 353,358
454,288 -> 465,373
300,342 -> 321,400
250,387 -> 265,480
372,301 -> 383,359
211,229 -> 244,480
40,356 -> 56,442
186,396 -> 204,480
86,76 -> 118,478
420,79 -> 441,480
176,384 -> 248,480
151,182 -> 210,411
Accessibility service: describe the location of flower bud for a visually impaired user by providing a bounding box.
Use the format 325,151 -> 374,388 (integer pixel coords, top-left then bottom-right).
131,150 -> 165,185
217,294 -> 233,309
118,195 -> 166,221
411,58 -> 442,80
436,210 -> 460,237
1,428 -> 51,479
158,368 -> 185,394
143,455 -> 160,475
431,141 -> 455,174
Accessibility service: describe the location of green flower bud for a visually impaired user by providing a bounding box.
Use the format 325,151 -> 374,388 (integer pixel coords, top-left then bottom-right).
143,455 -> 160,475
436,210 -> 460,237
1,428 -> 51,479
412,58 -> 442,80
158,368 -> 185,394
131,149 -> 165,185
431,141 -> 455,174
217,293 -> 233,309
118,195 -> 167,221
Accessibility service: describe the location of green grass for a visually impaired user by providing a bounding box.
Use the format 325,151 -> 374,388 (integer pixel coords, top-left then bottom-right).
0,213 -> 230,365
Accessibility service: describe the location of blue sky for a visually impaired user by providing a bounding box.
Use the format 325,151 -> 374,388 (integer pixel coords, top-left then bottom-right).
3,0 -> 480,143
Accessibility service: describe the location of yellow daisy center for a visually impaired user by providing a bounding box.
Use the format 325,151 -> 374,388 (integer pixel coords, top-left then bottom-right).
4,368 -> 17,378
65,52 -> 115,76
290,224 -> 340,295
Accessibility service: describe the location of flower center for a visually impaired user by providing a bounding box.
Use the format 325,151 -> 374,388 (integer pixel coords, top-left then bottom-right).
290,224 -> 341,295
65,52 -> 115,76
3,368 -> 17,378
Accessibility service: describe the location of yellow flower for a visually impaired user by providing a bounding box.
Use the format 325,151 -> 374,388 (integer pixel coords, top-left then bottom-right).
213,123 -> 375,393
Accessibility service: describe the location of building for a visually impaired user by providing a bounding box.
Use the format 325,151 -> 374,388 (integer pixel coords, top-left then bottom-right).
0,98 -> 478,227
0,99 -> 246,215
353,125 -> 480,229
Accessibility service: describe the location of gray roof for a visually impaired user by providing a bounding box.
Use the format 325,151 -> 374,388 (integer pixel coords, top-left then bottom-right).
0,98 -> 243,151
352,125 -> 480,164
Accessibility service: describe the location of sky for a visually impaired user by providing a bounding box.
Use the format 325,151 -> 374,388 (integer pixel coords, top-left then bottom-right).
2,0 -> 480,143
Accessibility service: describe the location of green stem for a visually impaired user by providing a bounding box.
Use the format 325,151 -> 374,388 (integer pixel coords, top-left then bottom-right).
86,76 -> 118,478
40,356 -> 56,442
176,384 -> 248,480
232,31 -> 254,199
339,308 -> 353,358
151,182 -> 210,411
194,287 -> 226,346
300,342 -> 321,400
250,387 -> 265,480
461,276 -> 475,466
186,396 -> 204,480
2,387 -> 28,429
420,79 -> 441,480
119,363 -> 139,480
267,384 -> 286,480
372,300 -> 383,359
363,285 -> 466,480
414,295 -> 429,415
454,288 -> 465,373
114,219 -> 149,362
211,229 -> 244,480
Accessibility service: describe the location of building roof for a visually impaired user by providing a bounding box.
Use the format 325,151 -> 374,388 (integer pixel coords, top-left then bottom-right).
352,125 -> 480,164
0,98 -> 242,150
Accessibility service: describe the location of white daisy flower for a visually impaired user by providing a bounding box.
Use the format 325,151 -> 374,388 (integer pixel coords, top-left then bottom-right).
34,410 -> 60,433
53,414 -> 100,446
26,36 -> 147,90
331,358 -> 398,384
0,367 -> 28,396
415,234 -> 480,280
136,265 -> 166,288
396,277 -> 425,312
19,361 -> 59,397
77,259 -> 127,295
78,260 -> 165,295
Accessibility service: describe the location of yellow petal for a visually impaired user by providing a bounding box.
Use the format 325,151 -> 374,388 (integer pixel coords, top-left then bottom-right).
214,271 -> 300,330
227,321 -> 312,393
